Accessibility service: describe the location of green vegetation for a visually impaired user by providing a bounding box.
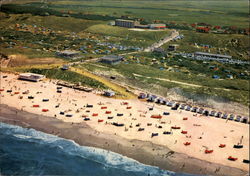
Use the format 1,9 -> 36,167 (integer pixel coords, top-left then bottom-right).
80,62 -> 249,105
49,0 -> 249,27
163,30 -> 250,60
86,24 -> 169,46
17,68 -> 109,89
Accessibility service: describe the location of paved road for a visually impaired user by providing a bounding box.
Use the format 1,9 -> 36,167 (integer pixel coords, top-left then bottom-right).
144,30 -> 179,52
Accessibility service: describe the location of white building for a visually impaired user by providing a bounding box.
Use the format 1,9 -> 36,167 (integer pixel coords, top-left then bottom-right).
18,73 -> 45,82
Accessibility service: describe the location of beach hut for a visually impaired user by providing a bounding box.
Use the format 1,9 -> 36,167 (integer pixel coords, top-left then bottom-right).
235,116 -> 241,122
107,116 -> 113,119
7,90 -> 12,93
117,113 -> 123,116
60,112 -> 65,115
101,106 -> 107,109
222,114 -> 228,119
127,106 -> 132,109
42,109 -> 49,112
191,107 -> 198,112
183,117 -> 188,120
28,96 -> 34,99
66,114 -> 73,117
0,89 -> 4,91
42,99 -> 49,102
84,118 -> 90,121
106,111 -> 111,114
92,113 -> 98,117
32,105 -> 40,108
98,119 -> 104,123
138,93 -> 146,99
103,90 -> 115,97
242,117 -> 249,123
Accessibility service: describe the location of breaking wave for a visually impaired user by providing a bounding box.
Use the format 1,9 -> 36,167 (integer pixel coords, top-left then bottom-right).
0,122 -> 194,176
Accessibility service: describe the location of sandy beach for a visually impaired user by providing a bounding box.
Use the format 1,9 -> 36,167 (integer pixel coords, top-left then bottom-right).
0,72 -> 249,175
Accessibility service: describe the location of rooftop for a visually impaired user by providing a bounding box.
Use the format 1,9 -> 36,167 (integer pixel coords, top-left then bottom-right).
195,52 -> 232,59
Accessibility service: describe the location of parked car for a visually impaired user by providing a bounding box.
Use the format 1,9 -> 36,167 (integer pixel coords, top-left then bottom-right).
235,115 -> 241,122
228,114 -> 235,120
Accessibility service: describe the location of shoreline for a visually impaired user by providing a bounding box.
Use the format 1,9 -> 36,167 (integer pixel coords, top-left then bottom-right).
0,104 -> 247,176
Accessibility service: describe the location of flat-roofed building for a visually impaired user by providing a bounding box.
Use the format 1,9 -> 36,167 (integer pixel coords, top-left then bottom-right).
56,50 -> 80,59
100,55 -> 123,65
18,73 -> 45,82
115,19 -> 136,28
194,52 -> 232,59
149,24 -> 166,29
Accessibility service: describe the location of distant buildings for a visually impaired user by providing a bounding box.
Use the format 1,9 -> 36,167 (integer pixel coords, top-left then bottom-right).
18,73 -> 45,82
56,50 -> 80,59
100,55 -> 123,65
115,19 -> 138,28
115,19 -> 166,30
149,24 -> 166,29
168,44 -> 179,51
194,52 -> 232,60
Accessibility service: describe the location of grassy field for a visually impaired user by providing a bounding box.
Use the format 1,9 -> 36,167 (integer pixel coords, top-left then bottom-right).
85,24 -> 170,46
48,0 -> 249,27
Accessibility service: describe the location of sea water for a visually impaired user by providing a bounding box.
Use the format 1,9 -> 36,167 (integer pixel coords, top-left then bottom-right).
0,122 -> 193,176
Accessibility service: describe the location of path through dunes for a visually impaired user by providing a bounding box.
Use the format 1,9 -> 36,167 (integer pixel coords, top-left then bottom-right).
70,67 -> 137,99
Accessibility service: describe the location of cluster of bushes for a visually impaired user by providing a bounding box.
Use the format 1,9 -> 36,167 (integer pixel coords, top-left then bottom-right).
23,68 -> 108,89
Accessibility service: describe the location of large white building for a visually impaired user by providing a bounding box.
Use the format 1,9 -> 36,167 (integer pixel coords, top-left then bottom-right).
18,73 -> 45,82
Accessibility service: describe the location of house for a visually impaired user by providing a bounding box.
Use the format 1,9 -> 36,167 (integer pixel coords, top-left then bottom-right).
56,50 -> 80,59
196,27 -> 210,33
138,93 -> 146,99
104,90 -> 115,97
149,24 -> 166,30
212,75 -> 220,79
18,73 -> 45,82
61,65 -> 69,70
168,44 -> 179,51
100,55 -> 123,65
